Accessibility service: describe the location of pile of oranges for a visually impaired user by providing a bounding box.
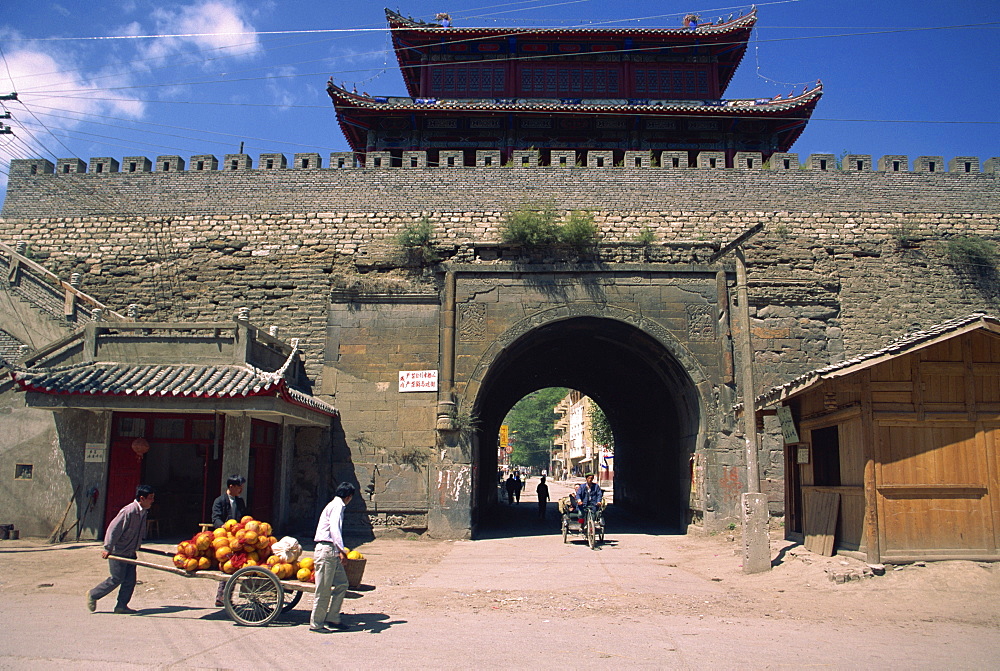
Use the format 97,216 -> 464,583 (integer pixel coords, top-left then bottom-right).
171,516 -> 316,583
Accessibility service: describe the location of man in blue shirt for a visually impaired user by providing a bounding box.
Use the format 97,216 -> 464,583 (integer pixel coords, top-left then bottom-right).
575,473 -> 603,520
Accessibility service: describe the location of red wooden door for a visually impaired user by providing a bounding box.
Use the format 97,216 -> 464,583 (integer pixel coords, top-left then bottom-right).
248,419 -> 280,523
103,439 -> 143,530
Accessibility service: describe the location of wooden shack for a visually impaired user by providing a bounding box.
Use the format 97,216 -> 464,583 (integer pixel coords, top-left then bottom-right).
757,313 -> 1000,564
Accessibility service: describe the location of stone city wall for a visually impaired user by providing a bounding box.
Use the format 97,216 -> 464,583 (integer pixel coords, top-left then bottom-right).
2,151 -> 999,529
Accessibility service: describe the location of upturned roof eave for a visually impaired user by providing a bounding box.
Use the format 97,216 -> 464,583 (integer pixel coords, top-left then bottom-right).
385,7 -> 757,39
327,83 -> 822,118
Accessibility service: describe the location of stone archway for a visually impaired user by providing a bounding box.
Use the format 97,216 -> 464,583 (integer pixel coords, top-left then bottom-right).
464,304 -> 715,533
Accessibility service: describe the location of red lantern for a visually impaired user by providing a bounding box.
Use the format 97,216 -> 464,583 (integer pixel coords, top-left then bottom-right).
131,438 -> 150,461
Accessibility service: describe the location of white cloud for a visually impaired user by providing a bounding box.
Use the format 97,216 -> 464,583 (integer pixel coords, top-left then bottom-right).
264,66 -> 298,111
0,32 -> 145,192
141,1 -> 263,64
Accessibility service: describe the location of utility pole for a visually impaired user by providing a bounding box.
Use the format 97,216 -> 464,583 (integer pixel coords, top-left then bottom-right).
709,223 -> 770,574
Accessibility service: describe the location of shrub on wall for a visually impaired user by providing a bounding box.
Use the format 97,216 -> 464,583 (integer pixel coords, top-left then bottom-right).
945,235 -> 997,269
500,202 -> 561,246
558,210 -> 599,248
396,217 -> 438,263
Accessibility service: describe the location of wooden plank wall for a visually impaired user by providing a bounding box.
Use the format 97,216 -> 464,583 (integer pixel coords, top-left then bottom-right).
789,328 -> 1000,561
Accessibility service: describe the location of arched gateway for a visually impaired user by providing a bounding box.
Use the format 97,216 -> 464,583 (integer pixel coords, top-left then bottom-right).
384,261 -> 744,540
466,305 -> 715,530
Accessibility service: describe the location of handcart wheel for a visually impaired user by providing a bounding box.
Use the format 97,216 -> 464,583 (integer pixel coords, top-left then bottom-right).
282,589 -> 304,613
586,515 -> 597,550
224,566 -> 284,626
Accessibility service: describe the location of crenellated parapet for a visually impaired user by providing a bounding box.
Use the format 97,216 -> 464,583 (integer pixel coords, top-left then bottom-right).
9,151 -> 998,177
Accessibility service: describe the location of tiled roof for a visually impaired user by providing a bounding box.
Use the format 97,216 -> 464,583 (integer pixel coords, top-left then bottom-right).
329,85 -> 823,116
385,7 -> 758,37
755,313 -> 1000,409
0,328 -> 23,366
10,361 -> 338,416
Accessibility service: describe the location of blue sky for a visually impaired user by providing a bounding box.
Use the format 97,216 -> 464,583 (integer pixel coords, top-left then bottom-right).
1,0 -> 998,199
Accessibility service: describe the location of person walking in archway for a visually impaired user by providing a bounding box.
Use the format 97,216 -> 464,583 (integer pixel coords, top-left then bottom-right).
536,476 -> 550,519
505,473 -> 517,504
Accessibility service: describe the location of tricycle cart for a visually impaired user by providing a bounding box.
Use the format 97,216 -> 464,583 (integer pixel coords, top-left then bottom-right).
109,548 -> 316,626
560,502 -> 605,549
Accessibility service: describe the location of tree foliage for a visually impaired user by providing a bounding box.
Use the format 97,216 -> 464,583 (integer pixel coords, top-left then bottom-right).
589,400 -> 614,452
502,387 -> 567,468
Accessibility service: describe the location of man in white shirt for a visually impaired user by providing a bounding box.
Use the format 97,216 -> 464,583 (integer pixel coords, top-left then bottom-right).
310,481 -> 356,633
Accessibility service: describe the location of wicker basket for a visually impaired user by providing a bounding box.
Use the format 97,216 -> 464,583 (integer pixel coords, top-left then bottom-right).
344,558 -> 366,588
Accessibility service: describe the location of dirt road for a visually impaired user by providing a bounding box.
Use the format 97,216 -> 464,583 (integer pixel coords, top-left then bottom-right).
2,478 -> 998,669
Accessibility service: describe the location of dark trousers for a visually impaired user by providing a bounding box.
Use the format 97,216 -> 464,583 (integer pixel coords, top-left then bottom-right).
90,556 -> 137,608
537,500 -> 547,519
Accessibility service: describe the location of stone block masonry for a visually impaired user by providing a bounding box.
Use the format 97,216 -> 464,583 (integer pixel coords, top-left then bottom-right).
2,150 -> 999,533
1,153 -> 998,380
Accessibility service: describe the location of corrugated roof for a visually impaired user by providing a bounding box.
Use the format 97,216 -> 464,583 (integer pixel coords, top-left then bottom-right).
755,312 -> 1000,409
10,361 -> 338,417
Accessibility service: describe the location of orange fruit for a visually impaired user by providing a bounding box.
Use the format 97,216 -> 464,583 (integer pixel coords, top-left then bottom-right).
279,563 -> 295,580
184,557 -> 199,572
244,520 -> 260,534
212,537 -> 229,550
241,515 -> 253,524
197,556 -> 211,570
222,559 -> 236,574
298,557 -> 314,571
213,527 -> 228,538
243,530 -> 258,545
223,519 -> 238,531
296,568 -> 311,581
215,546 -> 233,563
172,554 -> 187,569
259,522 -> 272,537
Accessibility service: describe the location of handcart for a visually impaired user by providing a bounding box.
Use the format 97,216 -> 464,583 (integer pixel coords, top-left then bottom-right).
108,547 -> 322,626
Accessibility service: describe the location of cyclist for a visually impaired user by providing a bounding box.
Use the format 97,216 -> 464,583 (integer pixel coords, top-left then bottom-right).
574,473 -> 604,527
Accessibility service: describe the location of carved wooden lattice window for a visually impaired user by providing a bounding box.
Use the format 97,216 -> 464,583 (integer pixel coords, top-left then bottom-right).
546,68 -> 557,91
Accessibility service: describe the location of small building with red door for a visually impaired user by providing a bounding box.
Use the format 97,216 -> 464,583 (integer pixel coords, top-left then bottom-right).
3,320 -> 337,539
757,313 -> 1000,563
328,8 -> 821,166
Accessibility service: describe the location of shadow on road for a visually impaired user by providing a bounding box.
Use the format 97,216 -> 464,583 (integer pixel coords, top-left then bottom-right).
475,499 -> 684,540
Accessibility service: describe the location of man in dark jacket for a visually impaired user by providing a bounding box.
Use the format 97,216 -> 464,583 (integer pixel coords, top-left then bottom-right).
210,475 -> 247,606
87,484 -> 155,614
211,474 -> 247,527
